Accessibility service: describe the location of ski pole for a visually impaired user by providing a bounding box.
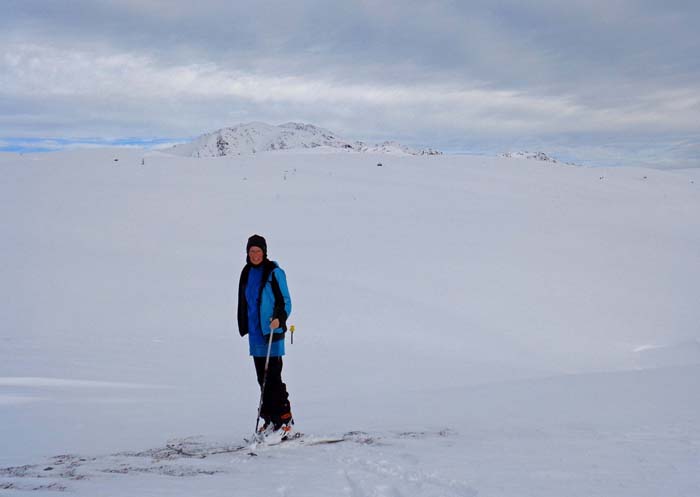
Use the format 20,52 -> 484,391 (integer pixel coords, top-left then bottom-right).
254,327 -> 276,438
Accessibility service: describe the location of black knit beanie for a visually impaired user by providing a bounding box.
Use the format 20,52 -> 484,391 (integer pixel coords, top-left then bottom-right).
246,234 -> 267,257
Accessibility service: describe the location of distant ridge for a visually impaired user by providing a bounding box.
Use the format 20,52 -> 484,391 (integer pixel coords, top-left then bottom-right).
166,122 -> 442,157
500,151 -> 580,166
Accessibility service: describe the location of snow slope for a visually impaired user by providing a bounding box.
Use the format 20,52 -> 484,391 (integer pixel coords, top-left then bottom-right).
2,148 -> 699,496
166,122 -> 441,157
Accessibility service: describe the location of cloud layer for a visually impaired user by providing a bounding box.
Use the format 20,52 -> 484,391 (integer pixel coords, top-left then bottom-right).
1,0 -> 698,167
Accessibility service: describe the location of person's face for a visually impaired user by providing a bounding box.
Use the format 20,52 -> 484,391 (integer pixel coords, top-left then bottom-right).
248,246 -> 264,265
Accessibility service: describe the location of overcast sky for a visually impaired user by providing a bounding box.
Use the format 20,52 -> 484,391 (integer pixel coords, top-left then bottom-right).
1,0 -> 698,167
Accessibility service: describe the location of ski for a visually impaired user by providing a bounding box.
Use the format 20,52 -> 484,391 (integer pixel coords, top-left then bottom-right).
263,431 -> 304,446
254,432 -> 358,447
158,440 -> 253,459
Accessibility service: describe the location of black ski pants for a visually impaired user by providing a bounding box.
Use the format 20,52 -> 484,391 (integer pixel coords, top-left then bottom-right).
253,356 -> 292,426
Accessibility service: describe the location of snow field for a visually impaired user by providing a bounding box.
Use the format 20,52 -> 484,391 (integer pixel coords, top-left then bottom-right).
1,148 -> 699,496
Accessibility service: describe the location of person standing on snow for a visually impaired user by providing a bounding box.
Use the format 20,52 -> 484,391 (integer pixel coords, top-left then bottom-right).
237,234 -> 294,437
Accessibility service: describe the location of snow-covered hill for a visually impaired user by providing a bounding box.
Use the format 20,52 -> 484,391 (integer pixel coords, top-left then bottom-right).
500,150 -> 580,166
357,140 -> 442,156
167,122 -> 442,157
2,148 -> 698,496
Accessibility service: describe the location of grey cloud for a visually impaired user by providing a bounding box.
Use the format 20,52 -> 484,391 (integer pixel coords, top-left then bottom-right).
4,0 -> 699,89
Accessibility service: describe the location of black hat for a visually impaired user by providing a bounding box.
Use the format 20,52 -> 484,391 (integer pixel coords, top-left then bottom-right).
246,234 -> 267,256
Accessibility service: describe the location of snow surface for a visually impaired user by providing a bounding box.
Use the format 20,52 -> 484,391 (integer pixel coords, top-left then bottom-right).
2,148 -> 699,496
166,122 -> 441,157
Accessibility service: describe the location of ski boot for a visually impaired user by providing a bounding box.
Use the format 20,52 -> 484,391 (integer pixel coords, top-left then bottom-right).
278,412 -> 295,440
266,414 -> 296,444
255,418 -> 275,442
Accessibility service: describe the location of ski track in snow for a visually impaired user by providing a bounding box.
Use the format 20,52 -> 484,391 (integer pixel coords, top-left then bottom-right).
0,430 -> 477,496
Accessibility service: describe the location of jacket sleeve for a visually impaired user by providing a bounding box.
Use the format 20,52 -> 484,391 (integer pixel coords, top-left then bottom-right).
270,267 -> 292,333
237,266 -> 249,337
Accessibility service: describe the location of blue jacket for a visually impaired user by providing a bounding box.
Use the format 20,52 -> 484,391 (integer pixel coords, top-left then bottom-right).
237,260 -> 292,357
